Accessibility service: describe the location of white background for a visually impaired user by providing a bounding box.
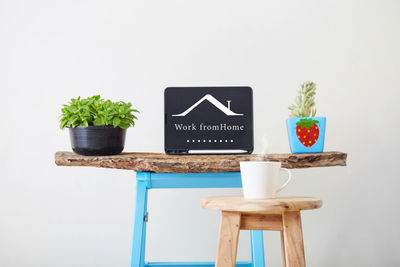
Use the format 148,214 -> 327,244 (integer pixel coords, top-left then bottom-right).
1,0 -> 399,266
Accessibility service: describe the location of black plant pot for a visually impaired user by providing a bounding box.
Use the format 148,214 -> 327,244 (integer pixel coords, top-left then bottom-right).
69,125 -> 126,156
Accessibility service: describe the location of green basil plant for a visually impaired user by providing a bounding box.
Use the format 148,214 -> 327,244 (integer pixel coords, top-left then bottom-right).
59,95 -> 139,129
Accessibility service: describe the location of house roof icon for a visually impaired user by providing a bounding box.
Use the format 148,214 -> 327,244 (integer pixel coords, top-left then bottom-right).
172,94 -> 244,117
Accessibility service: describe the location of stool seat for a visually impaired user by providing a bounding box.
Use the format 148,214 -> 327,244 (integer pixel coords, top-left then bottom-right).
201,196 -> 322,213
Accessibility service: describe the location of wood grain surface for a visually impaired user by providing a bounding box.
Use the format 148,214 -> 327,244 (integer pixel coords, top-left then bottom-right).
200,196 -> 322,213
215,211 -> 241,267
55,151 -> 347,173
240,213 -> 283,231
282,211 -> 306,267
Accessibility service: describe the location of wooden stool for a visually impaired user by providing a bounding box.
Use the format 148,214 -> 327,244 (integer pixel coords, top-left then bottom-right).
201,196 -> 322,267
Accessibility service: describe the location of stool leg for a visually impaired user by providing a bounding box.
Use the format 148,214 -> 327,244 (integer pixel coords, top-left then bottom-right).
216,211 -> 241,267
282,211 -> 306,267
280,231 -> 287,267
131,178 -> 148,267
250,230 -> 265,267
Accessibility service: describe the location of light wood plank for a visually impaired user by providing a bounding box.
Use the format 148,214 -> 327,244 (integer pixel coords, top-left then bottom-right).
201,196 -> 322,213
282,211 -> 306,267
215,211 -> 241,267
240,213 -> 283,231
55,151 -> 347,173
281,231 -> 287,267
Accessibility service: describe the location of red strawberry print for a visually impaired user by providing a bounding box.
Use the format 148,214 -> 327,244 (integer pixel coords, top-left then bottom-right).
296,118 -> 319,147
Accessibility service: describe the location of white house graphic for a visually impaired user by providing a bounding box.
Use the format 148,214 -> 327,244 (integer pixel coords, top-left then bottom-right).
172,94 -> 243,117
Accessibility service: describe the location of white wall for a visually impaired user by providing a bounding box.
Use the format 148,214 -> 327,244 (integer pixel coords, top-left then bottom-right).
1,0 -> 399,266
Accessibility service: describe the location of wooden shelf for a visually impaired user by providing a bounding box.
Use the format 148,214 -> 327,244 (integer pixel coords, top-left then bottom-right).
55,151 -> 347,173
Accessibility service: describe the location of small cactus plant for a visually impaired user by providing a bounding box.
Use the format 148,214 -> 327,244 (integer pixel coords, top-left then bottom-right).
288,81 -> 317,117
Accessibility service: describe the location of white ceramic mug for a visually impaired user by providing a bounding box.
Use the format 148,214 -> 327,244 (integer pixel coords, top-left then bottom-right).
240,161 -> 292,199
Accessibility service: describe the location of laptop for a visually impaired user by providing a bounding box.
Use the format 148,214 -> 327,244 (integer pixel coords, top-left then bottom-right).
164,86 -> 253,154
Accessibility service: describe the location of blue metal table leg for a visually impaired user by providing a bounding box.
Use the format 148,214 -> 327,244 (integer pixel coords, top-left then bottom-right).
130,172 -> 264,267
140,212 -> 147,266
131,173 -> 149,267
250,230 -> 265,267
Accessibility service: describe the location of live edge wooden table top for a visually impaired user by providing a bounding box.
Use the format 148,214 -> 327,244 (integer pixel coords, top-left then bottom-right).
54,151 -> 347,173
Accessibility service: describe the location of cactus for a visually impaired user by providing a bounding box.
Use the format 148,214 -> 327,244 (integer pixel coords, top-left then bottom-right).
288,81 -> 317,117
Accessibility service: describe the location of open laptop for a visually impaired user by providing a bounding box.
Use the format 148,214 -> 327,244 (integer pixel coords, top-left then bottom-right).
164,86 -> 253,154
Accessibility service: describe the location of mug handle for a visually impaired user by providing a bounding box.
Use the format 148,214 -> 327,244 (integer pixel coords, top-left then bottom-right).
276,168 -> 292,193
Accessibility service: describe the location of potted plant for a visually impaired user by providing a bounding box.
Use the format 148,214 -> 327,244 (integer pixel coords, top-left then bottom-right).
287,81 -> 326,153
59,95 -> 139,156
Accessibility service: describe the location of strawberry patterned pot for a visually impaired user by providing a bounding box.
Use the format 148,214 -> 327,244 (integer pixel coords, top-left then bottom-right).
286,117 -> 326,153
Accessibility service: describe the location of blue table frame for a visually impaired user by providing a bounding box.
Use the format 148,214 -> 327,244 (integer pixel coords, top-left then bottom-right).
130,172 -> 265,267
